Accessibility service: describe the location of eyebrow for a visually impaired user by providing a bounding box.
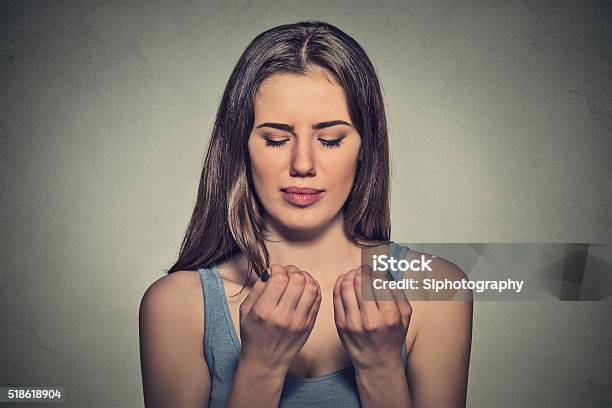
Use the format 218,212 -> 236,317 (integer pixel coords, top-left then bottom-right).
255,120 -> 353,133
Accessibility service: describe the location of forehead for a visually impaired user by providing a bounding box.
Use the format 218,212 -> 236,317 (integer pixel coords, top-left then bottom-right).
254,70 -> 350,121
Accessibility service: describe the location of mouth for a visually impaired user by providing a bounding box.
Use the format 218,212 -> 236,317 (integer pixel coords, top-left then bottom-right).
280,186 -> 325,207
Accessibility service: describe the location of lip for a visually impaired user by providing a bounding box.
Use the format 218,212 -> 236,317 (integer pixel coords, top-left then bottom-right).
282,186 -> 324,194
281,186 -> 325,207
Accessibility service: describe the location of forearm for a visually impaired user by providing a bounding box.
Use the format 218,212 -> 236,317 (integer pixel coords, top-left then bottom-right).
226,357 -> 286,408
355,361 -> 413,408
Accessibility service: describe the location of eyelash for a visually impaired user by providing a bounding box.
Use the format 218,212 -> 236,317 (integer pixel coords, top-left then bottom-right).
264,137 -> 345,149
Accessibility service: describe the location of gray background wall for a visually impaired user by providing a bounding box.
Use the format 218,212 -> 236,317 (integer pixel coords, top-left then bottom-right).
1,0 -> 611,407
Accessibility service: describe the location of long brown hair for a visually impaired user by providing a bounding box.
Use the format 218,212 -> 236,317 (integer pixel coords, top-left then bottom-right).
167,21 -> 391,285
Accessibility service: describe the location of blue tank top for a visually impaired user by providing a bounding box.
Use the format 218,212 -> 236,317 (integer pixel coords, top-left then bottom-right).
197,242 -> 410,407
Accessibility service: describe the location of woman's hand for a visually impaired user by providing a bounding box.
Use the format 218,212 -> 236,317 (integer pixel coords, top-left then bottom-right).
238,264 -> 322,375
333,265 -> 412,372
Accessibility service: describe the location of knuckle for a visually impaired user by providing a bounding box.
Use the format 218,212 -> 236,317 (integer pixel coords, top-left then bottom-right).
305,282 -> 318,294
271,273 -> 288,285
291,272 -> 306,284
273,318 -> 290,331
251,305 -> 268,322
384,314 -> 402,328
288,320 -> 307,334
363,321 -> 378,333
348,324 -> 363,335
341,279 -> 354,290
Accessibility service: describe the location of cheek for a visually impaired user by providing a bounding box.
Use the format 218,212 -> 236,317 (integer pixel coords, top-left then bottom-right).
326,152 -> 360,197
248,145 -> 280,194
250,161 -> 268,193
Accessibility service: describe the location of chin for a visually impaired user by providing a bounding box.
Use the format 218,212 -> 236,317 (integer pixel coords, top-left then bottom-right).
272,210 -> 329,232
280,217 -> 324,231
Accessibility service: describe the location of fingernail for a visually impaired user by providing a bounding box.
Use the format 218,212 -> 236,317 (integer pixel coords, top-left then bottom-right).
260,270 -> 270,282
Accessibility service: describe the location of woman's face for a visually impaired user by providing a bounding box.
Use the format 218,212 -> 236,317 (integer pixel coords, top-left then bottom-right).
247,69 -> 362,233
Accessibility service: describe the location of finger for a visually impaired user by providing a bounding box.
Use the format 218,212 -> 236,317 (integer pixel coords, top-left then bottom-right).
372,268 -> 400,317
340,270 -> 362,330
240,267 -> 270,315
295,270 -> 320,318
332,274 -> 346,327
256,264 -> 288,309
354,267 -> 363,306
389,284 -> 412,328
277,265 -> 307,312
306,289 -> 322,330
355,264 -> 380,322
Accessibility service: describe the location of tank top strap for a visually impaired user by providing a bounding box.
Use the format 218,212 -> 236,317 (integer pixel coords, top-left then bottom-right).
388,242 -> 410,367
386,241 -> 410,279
388,241 -> 410,261
197,265 -> 240,374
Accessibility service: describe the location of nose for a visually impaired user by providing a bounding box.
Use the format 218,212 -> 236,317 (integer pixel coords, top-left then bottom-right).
290,137 -> 316,177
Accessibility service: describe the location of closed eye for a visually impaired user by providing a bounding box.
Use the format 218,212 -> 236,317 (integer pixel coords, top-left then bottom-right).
264,138 -> 289,148
319,136 -> 345,148
262,135 -> 346,149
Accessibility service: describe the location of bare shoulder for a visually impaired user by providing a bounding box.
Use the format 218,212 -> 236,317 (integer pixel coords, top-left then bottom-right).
402,248 -> 472,340
141,270 -> 203,307
139,270 -> 211,406
139,270 -> 204,338
401,249 -> 472,406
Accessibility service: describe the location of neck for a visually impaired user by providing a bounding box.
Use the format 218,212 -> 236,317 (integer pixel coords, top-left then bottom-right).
262,211 -> 364,285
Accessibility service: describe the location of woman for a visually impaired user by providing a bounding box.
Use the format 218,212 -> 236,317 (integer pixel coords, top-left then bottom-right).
139,21 -> 472,407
